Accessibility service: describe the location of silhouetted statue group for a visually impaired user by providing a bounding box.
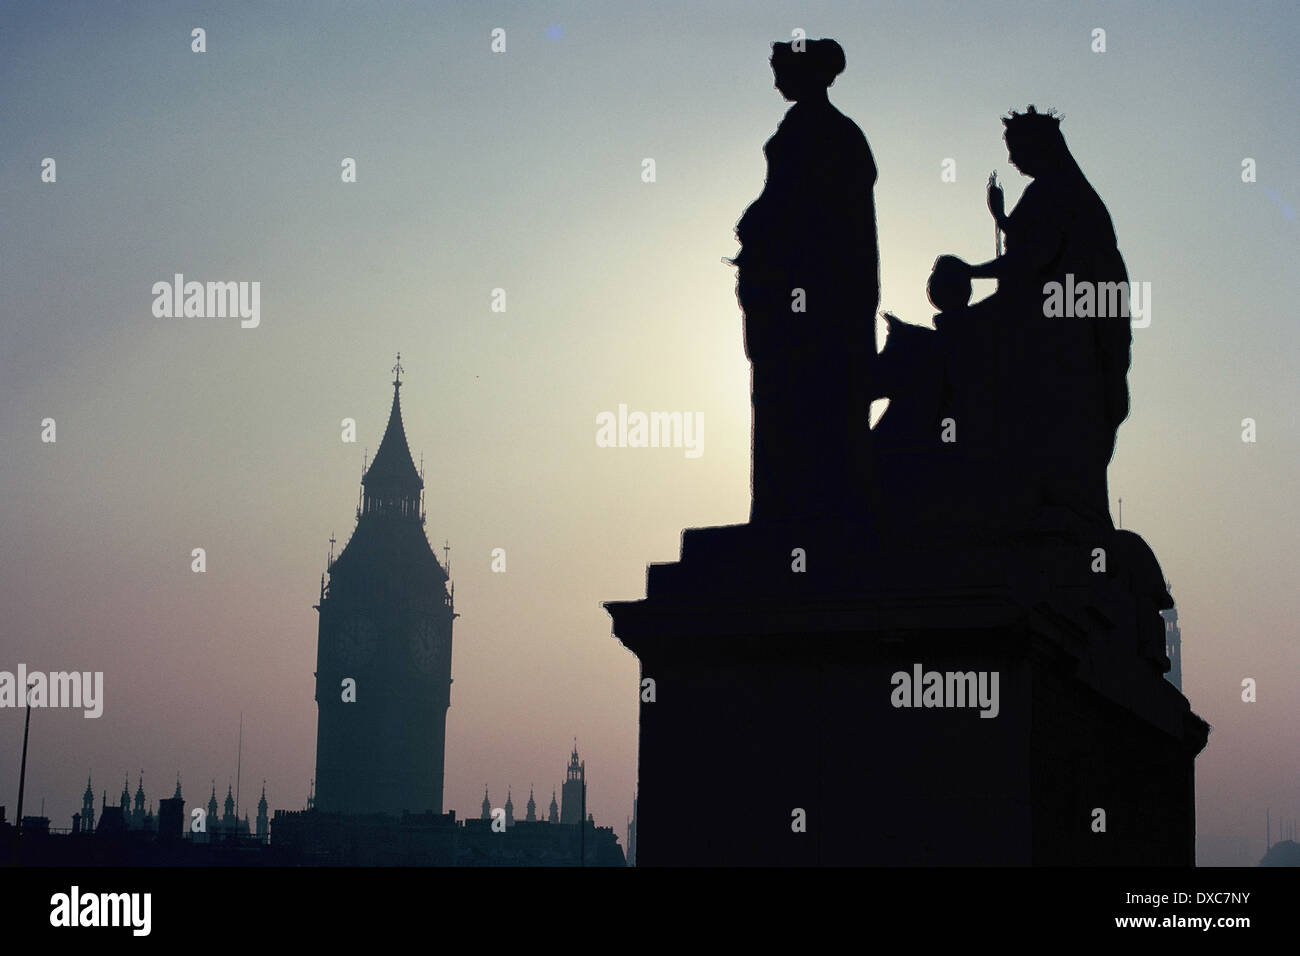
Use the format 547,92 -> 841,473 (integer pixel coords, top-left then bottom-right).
732,39 -> 1133,539
608,41 -> 1199,869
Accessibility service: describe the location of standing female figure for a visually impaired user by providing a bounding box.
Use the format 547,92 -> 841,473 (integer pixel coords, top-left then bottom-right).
732,39 -> 879,522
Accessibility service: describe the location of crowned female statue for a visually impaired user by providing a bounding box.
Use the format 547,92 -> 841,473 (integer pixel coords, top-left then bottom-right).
961,106 -> 1132,527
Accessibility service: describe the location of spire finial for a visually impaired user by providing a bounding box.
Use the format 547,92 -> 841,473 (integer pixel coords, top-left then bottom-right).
392,352 -> 403,386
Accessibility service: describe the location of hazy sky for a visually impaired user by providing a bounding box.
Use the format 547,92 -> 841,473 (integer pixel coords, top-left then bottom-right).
1,1 -> 1296,864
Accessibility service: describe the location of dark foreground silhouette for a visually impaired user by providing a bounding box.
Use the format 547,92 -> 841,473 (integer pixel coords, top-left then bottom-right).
732,39 -> 878,522
609,39 -> 1207,867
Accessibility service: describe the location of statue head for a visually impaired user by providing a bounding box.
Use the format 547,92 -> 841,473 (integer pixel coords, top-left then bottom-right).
928,256 -> 972,313
770,39 -> 845,101
1002,105 -> 1068,177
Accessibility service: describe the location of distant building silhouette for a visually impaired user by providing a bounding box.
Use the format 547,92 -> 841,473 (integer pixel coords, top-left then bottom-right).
222,783 -> 251,838
1260,840 -> 1300,867
96,790 -> 126,838
80,775 -> 95,834
560,744 -> 585,825
98,773 -> 157,835
313,358 -> 457,816
158,779 -> 184,846
131,773 -> 152,832
202,783 -> 218,841
484,745 -> 610,834
191,780 -> 250,842
269,742 -> 626,865
627,796 -> 637,867
256,783 -> 269,844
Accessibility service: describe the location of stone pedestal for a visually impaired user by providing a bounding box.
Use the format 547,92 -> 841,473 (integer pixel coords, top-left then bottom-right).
606,520 -> 1208,865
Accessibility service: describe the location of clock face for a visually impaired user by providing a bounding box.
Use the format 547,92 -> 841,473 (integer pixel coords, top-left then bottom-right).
337,614 -> 378,668
411,617 -> 442,674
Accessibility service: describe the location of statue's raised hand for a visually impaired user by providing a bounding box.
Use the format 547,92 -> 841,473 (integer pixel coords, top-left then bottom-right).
987,171 -> 1005,223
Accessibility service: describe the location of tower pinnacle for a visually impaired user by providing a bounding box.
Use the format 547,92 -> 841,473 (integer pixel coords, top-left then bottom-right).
358,358 -> 423,520
313,359 -> 455,818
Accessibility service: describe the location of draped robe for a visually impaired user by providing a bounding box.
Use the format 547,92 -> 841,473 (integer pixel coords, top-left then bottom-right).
733,99 -> 880,521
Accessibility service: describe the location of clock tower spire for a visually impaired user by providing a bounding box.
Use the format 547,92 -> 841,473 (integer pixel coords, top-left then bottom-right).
313,357 -> 457,816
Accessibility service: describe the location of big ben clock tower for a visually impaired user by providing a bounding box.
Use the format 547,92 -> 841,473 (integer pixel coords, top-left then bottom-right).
313,357 -> 456,816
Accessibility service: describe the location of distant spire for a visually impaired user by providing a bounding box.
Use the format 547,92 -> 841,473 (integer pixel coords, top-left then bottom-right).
360,358 -> 423,519
481,787 -> 491,821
